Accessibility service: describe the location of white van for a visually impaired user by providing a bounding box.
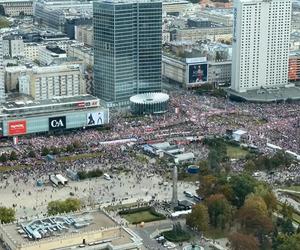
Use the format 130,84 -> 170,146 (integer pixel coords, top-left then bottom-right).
104,174 -> 111,180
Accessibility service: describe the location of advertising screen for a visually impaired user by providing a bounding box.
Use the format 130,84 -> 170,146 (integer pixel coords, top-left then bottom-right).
49,116 -> 66,131
86,112 -> 104,126
8,120 -> 27,135
188,64 -> 208,84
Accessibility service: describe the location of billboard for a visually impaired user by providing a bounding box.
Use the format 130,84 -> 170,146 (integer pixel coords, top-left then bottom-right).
8,120 -> 27,135
188,64 -> 208,84
49,116 -> 66,131
86,112 -> 104,126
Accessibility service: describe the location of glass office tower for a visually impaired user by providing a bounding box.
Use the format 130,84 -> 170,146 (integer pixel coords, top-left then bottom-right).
93,0 -> 162,106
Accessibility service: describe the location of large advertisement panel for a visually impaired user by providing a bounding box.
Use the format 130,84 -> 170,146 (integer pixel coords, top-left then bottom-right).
86,112 -> 104,126
8,120 -> 27,135
49,116 -> 66,131
188,63 -> 208,84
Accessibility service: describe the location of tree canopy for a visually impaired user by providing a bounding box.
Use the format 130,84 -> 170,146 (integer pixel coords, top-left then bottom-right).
205,194 -> 234,229
186,204 -> 209,232
47,198 -> 81,215
0,206 -> 15,224
229,232 -> 259,250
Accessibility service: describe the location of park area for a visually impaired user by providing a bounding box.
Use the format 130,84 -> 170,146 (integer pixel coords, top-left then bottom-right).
226,145 -> 249,159
119,207 -> 165,224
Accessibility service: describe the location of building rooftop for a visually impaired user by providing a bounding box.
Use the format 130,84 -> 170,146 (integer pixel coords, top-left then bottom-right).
289,50 -> 300,57
98,0 -> 162,4
3,95 -> 99,111
227,85 -> 300,102
0,210 -> 142,250
45,46 -> 66,54
130,92 -> 170,104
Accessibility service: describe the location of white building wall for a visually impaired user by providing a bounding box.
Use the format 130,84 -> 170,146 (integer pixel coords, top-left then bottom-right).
0,39 -> 5,102
31,65 -> 84,100
10,39 -> 24,58
231,0 -> 291,93
18,74 -> 30,95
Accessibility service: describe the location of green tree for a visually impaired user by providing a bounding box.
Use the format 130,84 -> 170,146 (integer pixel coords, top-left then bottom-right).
66,144 -> 75,152
47,198 -> 81,215
254,184 -> 277,213
276,233 -> 300,250
0,206 -> 15,224
28,150 -> 36,158
205,194 -> 234,229
9,151 -> 17,161
197,175 -> 218,198
0,153 -> 7,162
0,17 -> 11,29
207,149 -> 221,171
229,232 -> 259,250
186,204 -> 209,232
244,160 -> 256,172
72,140 -> 81,149
281,218 -> 295,235
41,147 -> 50,156
238,197 -> 273,244
243,194 -> 268,217
281,203 -> 293,220
50,146 -> 60,155
230,174 -> 256,208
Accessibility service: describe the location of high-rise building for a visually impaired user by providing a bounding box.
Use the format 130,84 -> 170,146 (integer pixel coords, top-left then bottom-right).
231,0 -> 291,93
93,0 -> 162,107
0,38 -> 5,103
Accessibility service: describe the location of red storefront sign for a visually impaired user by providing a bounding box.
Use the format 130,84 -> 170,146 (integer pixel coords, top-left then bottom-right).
8,120 -> 27,135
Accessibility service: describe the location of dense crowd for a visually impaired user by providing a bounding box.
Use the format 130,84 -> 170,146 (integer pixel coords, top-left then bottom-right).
1,90 -> 300,181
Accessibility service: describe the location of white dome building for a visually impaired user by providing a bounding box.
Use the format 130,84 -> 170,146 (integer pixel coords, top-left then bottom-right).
130,92 -> 169,115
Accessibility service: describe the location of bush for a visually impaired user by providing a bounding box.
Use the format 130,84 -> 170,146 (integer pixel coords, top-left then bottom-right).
47,198 -> 81,215
0,153 -> 7,162
41,147 -> 50,156
28,150 -> 36,158
77,169 -> 103,180
161,223 -> 191,242
0,206 -> 15,223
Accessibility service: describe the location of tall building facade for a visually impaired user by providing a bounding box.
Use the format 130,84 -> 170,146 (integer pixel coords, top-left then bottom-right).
93,0 -> 162,106
0,38 -> 5,103
231,0 -> 291,93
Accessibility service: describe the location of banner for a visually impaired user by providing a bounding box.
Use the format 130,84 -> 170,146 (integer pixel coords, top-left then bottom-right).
86,112 -> 104,126
188,63 -> 208,84
49,116 -> 66,130
8,120 -> 27,135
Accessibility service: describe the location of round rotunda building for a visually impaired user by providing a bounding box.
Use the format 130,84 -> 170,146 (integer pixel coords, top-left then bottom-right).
130,92 -> 169,115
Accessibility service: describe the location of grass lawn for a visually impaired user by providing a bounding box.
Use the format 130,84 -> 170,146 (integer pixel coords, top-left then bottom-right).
280,186 -> 300,192
123,210 -> 160,224
284,192 -> 300,203
277,203 -> 300,224
0,165 -> 32,172
57,152 -> 102,162
226,145 -> 248,159
122,210 -> 158,224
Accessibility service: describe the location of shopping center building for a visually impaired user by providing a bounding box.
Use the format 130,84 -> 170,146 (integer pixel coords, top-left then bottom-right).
0,95 -> 109,137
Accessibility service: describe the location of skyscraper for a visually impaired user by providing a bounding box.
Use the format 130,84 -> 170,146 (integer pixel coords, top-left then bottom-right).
93,0 -> 162,107
231,0 -> 291,93
0,38 -> 5,103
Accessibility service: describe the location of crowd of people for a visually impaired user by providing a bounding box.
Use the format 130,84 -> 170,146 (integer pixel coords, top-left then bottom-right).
0,90 -> 300,182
